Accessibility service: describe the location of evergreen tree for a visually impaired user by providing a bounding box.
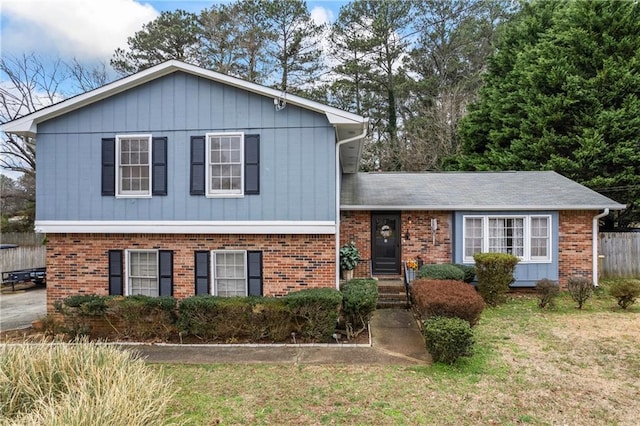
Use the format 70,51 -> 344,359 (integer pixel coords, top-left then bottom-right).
453,0 -> 640,227
111,10 -> 200,75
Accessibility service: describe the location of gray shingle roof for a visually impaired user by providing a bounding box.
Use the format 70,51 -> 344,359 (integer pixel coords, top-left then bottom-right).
341,171 -> 625,211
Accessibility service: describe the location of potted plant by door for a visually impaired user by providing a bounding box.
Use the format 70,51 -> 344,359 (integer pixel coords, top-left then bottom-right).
340,242 -> 361,281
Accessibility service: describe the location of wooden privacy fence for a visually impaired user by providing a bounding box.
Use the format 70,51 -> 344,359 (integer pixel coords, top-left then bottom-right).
0,246 -> 46,274
599,232 -> 640,278
1,233 -> 46,246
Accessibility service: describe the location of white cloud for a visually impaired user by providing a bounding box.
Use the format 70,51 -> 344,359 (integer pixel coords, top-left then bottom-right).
1,0 -> 158,61
310,6 -> 334,26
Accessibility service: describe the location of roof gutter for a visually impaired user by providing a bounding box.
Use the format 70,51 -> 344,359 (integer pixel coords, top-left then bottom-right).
592,208 -> 609,287
334,122 -> 368,289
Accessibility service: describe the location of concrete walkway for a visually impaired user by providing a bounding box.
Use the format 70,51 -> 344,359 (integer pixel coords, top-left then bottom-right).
127,309 -> 431,365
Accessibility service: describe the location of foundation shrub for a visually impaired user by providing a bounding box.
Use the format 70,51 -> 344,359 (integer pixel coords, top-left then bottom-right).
535,279 -> 560,309
55,295 -> 113,338
423,316 -> 474,365
417,264 -> 465,281
453,264 -> 476,283
567,276 -> 593,309
177,296 -> 232,341
411,279 -> 484,326
249,298 -> 293,341
0,339 -> 173,425
608,279 -> 640,310
341,279 -> 379,326
284,288 -> 343,342
474,253 -> 519,306
105,296 -> 176,341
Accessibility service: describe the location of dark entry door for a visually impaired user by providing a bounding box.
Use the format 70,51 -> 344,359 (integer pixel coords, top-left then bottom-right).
371,212 -> 401,274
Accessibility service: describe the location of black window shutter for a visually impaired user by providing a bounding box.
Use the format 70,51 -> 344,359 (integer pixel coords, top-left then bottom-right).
247,251 -> 263,296
102,138 -> 116,196
108,250 -> 123,295
245,134 -> 260,195
158,250 -> 173,297
152,137 -> 168,196
190,136 -> 206,195
194,251 -> 210,295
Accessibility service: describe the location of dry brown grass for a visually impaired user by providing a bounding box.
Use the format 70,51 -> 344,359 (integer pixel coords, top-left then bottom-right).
162,293 -> 640,425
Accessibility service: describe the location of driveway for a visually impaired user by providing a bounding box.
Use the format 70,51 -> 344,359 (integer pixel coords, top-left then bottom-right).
0,286 -> 46,331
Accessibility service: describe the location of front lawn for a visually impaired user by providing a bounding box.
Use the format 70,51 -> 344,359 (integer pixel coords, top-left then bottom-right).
159,285 -> 640,425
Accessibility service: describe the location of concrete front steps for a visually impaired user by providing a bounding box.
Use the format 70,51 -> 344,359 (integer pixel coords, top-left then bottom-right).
375,276 -> 409,309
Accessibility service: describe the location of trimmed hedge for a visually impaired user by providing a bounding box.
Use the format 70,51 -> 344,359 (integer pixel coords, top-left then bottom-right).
284,288 -> 343,341
417,264 -> 465,281
423,316 -> 474,364
453,264 -> 476,283
411,279 -> 484,326
474,253 -> 519,306
341,279 -> 378,336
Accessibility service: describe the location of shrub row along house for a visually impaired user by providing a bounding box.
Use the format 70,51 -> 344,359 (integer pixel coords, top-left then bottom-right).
2,61 -> 624,312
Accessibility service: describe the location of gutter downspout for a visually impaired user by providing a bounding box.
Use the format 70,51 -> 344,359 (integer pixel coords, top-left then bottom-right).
334,123 -> 368,289
592,208 -> 609,287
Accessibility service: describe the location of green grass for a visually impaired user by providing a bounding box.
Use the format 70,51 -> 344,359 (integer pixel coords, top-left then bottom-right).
157,283 -> 640,425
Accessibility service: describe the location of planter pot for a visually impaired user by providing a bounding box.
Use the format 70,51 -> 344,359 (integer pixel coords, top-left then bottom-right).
406,269 -> 416,283
342,269 -> 354,281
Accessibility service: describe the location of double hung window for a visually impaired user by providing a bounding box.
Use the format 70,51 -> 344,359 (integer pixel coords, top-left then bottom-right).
463,215 -> 551,262
127,250 -> 158,296
117,135 -> 152,197
212,251 -> 247,297
207,133 -> 243,196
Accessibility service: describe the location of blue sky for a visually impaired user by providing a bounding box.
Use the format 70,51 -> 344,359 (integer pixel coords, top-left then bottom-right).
0,0 -> 348,64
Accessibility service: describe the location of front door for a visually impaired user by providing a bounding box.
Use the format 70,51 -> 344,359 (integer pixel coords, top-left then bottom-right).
371,212 -> 401,274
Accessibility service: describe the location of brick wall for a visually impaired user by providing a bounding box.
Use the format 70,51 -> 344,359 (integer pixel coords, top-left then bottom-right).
45,233 -> 335,313
340,210 -> 453,278
558,210 -> 594,288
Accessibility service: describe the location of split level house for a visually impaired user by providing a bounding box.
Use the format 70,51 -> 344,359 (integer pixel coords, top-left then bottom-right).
1,60 -> 625,313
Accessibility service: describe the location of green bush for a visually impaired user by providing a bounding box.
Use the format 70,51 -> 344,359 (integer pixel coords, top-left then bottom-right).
417,264 -> 465,281
453,264 -> 476,283
106,295 -> 176,340
56,295 -> 114,338
567,276 -> 593,309
62,294 -> 111,315
339,241 -> 361,271
423,316 -> 474,365
411,279 -> 485,326
608,279 -> 640,309
177,296 -> 295,342
341,279 -> 378,337
474,253 -> 519,306
284,288 -> 343,341
0,339 -> 173,425
535,279 -> 559,309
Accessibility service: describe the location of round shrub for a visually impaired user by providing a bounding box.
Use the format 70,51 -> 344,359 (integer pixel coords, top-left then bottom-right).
535,278 -> 559,309
453,264 -> 476,283
423,316 -> 474,364
609,279 -> 640,309
411,279 -> 484,326
417,264 -> 465,281
567,276 -> 593,309
474,253 -> 519,306
341,278 -> 379,326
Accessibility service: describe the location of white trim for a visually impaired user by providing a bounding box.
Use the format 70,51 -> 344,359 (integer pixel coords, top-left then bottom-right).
341,204 -> 626,211
34,220 -> 336,234
115,134 -> 152,198
2,60 -> 367,137
205,132 -> 244,197
211,250 -> 247,297
462,214 -> 553,263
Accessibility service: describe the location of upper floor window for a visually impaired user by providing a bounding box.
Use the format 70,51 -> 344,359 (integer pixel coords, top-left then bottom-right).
463,215 -> 551,263
207,133 -> 243,196
117,135 -> 152,197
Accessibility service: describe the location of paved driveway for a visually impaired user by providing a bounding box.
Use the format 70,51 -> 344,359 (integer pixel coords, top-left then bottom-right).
0,286 -> 46,331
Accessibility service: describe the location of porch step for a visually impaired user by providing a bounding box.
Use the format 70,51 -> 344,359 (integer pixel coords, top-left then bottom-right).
376,278 -> 409,309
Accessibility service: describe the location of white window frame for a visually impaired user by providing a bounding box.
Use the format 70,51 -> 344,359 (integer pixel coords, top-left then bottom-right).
211,250 -> 248,297
463,215 -> 552,263
124,249 -> 159,296
116,134 -> 152,198
205,132 -> 244,198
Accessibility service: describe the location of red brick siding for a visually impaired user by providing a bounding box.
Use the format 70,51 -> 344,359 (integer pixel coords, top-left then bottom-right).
45,233 -> 335,314
558,210 -> 594,288
340,210 -> 453,278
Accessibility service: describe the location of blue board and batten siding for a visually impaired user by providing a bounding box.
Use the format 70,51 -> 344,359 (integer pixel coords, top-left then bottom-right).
36,72 -> 336,222
452,211 -> 560,287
